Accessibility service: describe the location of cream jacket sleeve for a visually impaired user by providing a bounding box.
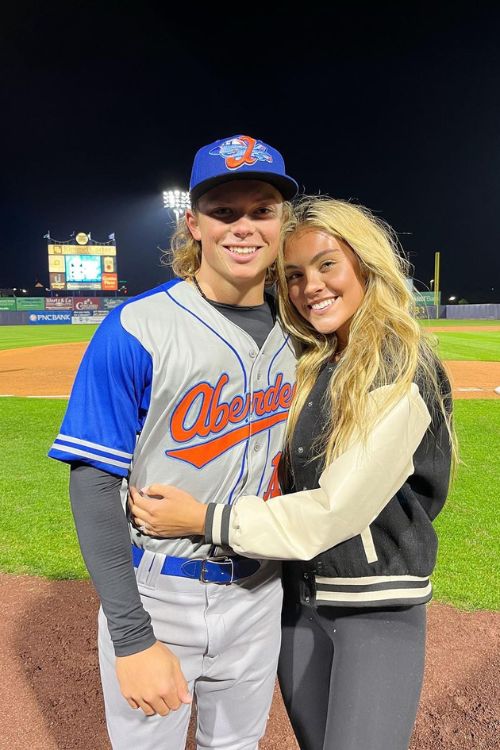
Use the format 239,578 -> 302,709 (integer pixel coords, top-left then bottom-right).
205,383 -> 432,560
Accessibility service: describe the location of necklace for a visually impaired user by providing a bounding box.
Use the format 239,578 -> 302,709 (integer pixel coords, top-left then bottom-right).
191,274 -> 209,301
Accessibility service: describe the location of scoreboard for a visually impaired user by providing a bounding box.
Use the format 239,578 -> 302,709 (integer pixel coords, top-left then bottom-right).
48,233 -> 118,291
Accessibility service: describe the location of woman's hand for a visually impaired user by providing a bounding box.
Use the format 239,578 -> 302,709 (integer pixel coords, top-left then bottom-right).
129,485 -> 208,538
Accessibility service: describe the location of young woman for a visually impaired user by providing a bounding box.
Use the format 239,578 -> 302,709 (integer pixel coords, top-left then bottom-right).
129,196 -> 455,750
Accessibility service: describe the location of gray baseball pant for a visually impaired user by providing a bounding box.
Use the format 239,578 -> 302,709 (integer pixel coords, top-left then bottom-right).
98,554 -> 282,750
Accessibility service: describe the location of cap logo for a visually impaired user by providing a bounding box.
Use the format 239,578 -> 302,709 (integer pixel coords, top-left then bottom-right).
209,135 -> 273,171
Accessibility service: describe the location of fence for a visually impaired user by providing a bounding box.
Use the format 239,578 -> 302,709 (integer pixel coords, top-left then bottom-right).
0,297 -> 128,325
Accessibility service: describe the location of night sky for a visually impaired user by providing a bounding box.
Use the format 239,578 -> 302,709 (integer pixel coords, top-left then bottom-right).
1,3 -> 499,301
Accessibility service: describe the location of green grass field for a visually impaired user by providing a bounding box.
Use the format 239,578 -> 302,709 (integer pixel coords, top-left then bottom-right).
1,322 -> 499,361
420,318 -> 500,327
0,398 -> 87,578
432,400 -> 500,609
416,319 -> 500,360
0,324 -> 97,350
432,331 -> 500,361
0,321 -> 499,610
0,396 -> 498,609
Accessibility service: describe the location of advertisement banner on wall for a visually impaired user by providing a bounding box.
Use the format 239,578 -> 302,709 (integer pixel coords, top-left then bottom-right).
28,312 -> 72,325
45,297 -> 75,310
414,291 -> 441,306
73,297 -> 102,312
72,312 -> 108,324
16,297 -> 45,310
0,298 -> 17,311
102,297 -> 127,310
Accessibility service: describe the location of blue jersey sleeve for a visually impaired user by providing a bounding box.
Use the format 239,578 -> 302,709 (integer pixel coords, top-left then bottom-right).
48,306 -> 152,476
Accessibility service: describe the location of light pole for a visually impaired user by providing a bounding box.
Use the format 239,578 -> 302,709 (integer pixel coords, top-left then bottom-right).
163,189 -> 190,223
433,252 -> 441,320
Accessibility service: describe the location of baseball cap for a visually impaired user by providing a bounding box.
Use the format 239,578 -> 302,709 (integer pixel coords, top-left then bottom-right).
189,134 -> 298,202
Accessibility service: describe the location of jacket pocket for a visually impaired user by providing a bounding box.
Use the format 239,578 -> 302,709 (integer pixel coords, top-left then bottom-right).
360,525 -> 378,564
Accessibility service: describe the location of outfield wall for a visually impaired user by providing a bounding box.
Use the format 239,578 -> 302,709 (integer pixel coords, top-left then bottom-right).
443,303 -> 500,319
0,296 -> 126,311
417,304 -> 499,320
0,296 -> 128,326
1,301 -> 499,326
0,310 -> 108,326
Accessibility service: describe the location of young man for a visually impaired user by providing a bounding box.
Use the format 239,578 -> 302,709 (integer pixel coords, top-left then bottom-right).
49,134 -> 298,749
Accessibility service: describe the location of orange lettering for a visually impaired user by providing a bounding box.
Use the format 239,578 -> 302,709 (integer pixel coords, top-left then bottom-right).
229,395 -> 246,421
167,413 -> 288,468
252,390 -> 265,417
208,374 -> 230,434
170,382 -> 212,441
168,373 -> 295,465
278,383 -> 295,409
263,373 -> 283,411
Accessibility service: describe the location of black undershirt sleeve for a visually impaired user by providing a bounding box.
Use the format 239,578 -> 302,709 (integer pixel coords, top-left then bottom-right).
69,462 -> 156,657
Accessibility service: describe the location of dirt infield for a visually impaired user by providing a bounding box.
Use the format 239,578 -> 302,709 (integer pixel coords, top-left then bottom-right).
1,574 -> 498,750
445,360 -> 500,399
0,339 -> 499,399
0,342 -> 86,397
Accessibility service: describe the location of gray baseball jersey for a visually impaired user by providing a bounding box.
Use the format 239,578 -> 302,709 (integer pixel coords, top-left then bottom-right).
49,278 -> 297,558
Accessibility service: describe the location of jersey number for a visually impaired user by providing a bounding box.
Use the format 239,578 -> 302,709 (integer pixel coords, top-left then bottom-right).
263,452 -> 282,501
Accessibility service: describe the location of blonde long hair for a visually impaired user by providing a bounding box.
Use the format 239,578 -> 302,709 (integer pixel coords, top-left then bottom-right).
277,196 -> 456,468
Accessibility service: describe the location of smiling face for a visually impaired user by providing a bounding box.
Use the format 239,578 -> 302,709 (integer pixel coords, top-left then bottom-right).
284,228 -> 366,349
185,180 -> 284,304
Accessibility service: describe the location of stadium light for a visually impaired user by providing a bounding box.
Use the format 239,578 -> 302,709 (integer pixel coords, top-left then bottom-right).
163,189 -> 190,222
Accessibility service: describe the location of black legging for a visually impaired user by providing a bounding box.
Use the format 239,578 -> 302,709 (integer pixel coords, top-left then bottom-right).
278,593 -> 426,750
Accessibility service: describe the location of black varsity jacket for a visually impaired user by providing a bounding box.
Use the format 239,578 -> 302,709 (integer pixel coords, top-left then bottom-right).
205,361 -> 452,609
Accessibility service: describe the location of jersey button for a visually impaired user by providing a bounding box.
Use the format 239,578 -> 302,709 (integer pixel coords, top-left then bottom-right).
249,350 -> 257,358
254,443 -> 261,451
297,446 -> 304,454
308,401 -> 313,407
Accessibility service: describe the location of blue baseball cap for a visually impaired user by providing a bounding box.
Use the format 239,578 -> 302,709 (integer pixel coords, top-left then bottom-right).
189,134 -> 298,202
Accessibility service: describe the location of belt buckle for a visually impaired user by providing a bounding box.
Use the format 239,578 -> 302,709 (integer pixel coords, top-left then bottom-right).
200,555 -> 235,585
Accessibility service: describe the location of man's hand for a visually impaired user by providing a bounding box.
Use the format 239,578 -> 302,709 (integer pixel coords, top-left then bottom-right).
116,641 -> 192,716
129,485 -> 208,537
